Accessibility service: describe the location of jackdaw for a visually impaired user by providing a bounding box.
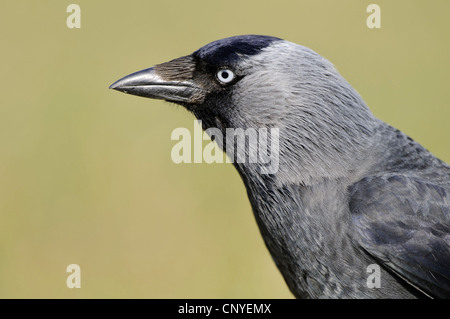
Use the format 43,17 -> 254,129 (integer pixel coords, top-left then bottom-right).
110,35 -> 450,299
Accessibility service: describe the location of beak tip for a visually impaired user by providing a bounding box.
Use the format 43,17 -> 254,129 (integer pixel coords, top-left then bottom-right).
109,81 -> 120,90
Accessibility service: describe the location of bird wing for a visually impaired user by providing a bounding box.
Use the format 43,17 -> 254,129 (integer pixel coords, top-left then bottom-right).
348,173 -> 450,298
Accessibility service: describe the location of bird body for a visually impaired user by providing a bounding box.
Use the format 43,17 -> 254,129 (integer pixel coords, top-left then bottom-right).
245,122 -> 450,298
110,35 -> 450,298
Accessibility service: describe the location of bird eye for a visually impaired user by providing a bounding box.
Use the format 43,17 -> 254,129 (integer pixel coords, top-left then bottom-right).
216,69 -> 235,84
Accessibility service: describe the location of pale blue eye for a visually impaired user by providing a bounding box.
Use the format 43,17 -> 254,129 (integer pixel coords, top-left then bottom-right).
217,69 -> 235,84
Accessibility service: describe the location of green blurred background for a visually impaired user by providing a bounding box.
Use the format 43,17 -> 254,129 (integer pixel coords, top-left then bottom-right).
0,1 -> 449,298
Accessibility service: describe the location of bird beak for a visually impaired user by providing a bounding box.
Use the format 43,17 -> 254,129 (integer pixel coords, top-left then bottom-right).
109,63 -> 205,104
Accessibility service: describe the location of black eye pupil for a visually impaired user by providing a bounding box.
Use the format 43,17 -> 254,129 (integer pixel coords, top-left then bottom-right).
221,71 -> 229,79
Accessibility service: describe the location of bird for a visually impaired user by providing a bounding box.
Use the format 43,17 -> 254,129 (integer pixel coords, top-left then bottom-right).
109,35 -> 450,299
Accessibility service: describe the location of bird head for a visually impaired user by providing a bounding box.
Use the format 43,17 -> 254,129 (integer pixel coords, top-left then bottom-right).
110,35 -> 379,185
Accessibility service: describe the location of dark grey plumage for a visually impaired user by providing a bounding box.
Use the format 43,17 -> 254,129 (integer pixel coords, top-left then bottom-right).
110,35 -> 450,298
